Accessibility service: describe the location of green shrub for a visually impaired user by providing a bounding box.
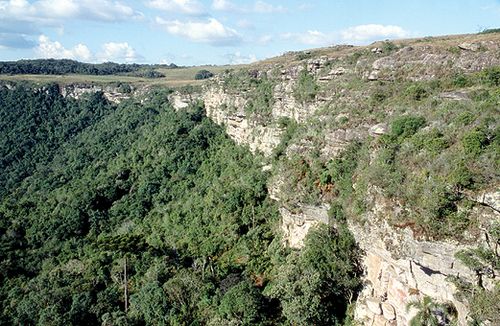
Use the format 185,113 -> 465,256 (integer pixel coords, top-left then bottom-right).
195,69 -> 214,80
245,77 -> 274,123
454,111 -> 476,126
480,28 -> 500,34
407,296 -> 457,326
371,88 -> 389,104
294,70 -> 319,103
320,142 -> 362,199
327,202 -> 346,222
381,41 -> 398,53
410,129 -> 449,155
480,66 -> 500,86
273,118 -> 298,159
449,161 -> 474,190
404,84 -> 428,101
391,116 -> 426,140
452,238 -> 500,325
218,280 -> 262,324
452,73 -> 472,87
462,129 -> 488,157
265,224 -> 361,326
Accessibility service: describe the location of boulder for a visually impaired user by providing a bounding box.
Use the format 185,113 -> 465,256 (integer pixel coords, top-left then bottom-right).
458,42 -> 481,52
439,91 -> 469,101
366,298 -> 382,315
381,302 -> 396,320
330,67 -> 347,75
368,70 -> 380,81
369,123 -> 388,136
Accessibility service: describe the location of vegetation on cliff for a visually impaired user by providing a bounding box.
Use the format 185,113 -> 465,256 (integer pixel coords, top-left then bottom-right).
0,84 -> 361,325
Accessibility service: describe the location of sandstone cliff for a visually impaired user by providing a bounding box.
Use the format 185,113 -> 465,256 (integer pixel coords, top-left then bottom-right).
199,33 -> 500,325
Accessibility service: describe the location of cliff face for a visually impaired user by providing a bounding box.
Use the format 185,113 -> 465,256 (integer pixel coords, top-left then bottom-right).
3,33 -> 497,325
200,33 -> 500,325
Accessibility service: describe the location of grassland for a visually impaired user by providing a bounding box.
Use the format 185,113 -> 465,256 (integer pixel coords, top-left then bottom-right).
0,64 -> 245,87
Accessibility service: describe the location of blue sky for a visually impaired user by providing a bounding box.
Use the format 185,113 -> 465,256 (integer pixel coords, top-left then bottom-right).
0,0 -> 499,65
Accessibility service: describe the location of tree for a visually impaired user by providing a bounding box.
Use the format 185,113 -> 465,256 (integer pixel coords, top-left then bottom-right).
195,69 -> 214,80
407,296 -> 457,326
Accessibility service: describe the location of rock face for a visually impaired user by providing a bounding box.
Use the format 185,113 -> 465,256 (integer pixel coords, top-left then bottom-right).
61,84 -> 134,103
203,86 -> 283,156
196,33 -> 500,325
280,205 -> 329,248
350,220 -> 474,325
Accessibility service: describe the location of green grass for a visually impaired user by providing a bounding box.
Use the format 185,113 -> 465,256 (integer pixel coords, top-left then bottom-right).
0,64 -> 246,87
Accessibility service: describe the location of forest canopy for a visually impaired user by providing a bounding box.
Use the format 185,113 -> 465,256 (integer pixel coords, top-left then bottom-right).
0,59 -> 176,76
0,83 -> 361,325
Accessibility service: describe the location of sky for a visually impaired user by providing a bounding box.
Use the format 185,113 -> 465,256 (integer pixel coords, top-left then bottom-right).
0,0 -> 499,66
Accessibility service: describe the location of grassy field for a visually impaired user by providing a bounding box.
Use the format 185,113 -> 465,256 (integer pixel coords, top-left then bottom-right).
0,64 -> 246,87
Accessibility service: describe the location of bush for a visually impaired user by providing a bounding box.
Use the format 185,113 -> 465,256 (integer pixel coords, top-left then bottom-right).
462,129 -> 488,157
244,77 -> 274,123
479,67 -> 500,86
480,28 -> 500,34
390,116 -> 426,140
294,70 -> 319,103
454,111 -> 475,126
381,41 -> 398,52
265,224 -> 361,326
410,129 -> 449,155
194,69 -> 214,80
404,84 -> 428,101
371,88 -> 389,104
452,73 -> 472,87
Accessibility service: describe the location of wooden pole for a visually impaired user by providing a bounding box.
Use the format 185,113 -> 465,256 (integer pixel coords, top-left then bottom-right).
124,256 -> 128,313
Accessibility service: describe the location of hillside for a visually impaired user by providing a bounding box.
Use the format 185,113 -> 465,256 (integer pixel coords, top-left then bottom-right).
0,32 -> 499,325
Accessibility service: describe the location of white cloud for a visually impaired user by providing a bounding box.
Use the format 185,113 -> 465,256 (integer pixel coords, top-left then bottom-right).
0,0 -> 142,48
0,0 -> 142,23
156,17 -> 241,46
98,42 -> 140,63
225,51 -> 257,64
35,34 -> 92,61
282,24 -> 410,47
236,19 -> 254,29
147,0 -> 205,15
298,3 -> 313,11
212,0 -> 286,13
34,35 -> 141,63
341,24 -> 409,43
257,34 -> 273,45
281,30 -> 335,46
212,0 -> 236,11
253,0 -> 286,13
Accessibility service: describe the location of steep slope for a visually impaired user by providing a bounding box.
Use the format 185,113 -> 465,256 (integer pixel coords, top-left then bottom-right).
0,32 -> 499,325
196,32 -> 500,325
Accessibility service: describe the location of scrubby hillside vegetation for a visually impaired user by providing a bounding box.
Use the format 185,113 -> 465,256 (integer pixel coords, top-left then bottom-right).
197,32 -> 500,325
0,84 -> 361,325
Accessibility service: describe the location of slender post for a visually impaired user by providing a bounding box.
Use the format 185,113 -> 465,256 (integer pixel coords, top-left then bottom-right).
124,256 -> 128,313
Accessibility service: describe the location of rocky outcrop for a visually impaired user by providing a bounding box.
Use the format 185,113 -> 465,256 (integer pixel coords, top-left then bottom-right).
280,205 -> 330,248
196,33 -> 500,325
168,91 -> 202,110
61,84 -> 135,103
367,40 -> 500,81
203,86 -> 283,156
351,220 -> 473,325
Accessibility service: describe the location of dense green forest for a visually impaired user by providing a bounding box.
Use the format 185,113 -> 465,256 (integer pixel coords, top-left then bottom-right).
0,59 -> 176,76
0,84 -> 361,325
